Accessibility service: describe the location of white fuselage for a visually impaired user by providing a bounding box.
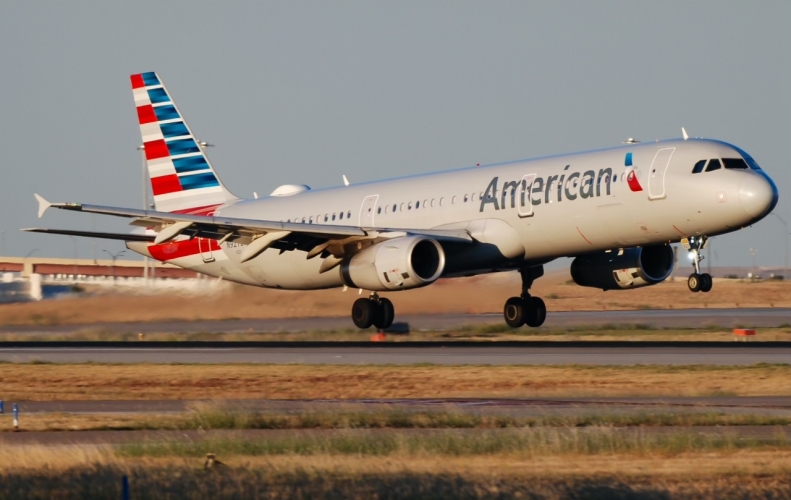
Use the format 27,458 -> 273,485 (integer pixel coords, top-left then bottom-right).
130,138 -> 778,289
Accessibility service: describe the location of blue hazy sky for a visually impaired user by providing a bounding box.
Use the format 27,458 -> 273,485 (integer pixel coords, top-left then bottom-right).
0,1 -> 788,268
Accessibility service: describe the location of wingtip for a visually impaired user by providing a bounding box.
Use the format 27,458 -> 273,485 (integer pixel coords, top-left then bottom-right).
34,193 -> 51,218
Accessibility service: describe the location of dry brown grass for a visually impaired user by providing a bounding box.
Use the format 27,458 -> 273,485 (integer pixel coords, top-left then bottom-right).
0,444 -> 788,478
1,271 -> 789,327
1,363 -> 789,401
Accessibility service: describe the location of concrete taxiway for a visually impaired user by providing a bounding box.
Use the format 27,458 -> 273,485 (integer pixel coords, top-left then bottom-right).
13,396 -> 791,417
1,344 -> 789,365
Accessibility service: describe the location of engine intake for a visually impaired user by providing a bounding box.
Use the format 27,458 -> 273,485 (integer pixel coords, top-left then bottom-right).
570,245 -> 674,290
341,236 -> 445,291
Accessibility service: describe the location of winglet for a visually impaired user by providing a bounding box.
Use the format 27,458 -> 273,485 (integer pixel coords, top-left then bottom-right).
682,127 -> 689,141
34,194 -> 51,218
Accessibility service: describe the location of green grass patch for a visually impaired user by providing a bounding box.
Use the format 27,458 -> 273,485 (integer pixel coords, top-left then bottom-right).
117,427 -> 791,458
176,406 -> 791,431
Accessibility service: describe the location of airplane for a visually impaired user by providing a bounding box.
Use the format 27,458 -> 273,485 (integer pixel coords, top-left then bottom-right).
26,72 -> 779,329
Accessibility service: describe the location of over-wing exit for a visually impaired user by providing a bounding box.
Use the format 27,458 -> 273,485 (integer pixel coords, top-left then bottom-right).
25,72 -> 779,329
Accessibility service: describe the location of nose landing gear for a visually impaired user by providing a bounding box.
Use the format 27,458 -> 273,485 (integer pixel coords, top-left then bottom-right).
503,266 -> 547,328
683,236 -> 713,293
352,293 -> 395,329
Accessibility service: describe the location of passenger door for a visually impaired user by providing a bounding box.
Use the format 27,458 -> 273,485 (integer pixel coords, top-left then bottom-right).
648,148 -> 675,200
518,174 -> 537,218
359,195 -> 379,227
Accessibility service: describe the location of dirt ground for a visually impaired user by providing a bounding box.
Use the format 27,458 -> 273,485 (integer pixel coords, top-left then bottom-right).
1,364 -> 789,401
0,269 -> 788,327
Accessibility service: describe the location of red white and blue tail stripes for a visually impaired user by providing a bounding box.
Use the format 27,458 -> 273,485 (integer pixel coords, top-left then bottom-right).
131,72 -> 237,213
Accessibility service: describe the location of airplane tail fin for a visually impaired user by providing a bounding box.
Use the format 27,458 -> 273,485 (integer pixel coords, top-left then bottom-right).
131,72 -> 238,214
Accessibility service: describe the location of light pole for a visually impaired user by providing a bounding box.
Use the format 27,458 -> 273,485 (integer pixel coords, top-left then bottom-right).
769,213 -> 789,278
749,247 -> 757,280
103,249 -> 126,281
68,235 -> 78,281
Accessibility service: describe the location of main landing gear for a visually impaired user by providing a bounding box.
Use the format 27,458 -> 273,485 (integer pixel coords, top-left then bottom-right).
352,293 -> 395,329
503,266 -> 547,328
683,236 -> 713,293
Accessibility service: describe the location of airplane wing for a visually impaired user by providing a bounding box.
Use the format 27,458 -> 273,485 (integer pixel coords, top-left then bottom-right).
21,228 -> 155,242
31,195 -> 472,263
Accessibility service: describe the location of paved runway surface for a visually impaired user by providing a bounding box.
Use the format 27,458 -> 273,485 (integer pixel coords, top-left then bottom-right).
1,344 -> 789,365
14,396 -> 791,417
3,308 -> 790,335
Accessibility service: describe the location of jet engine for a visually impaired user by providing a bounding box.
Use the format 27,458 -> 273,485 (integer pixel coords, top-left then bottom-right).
340,235 -> 446,291
570,245 -> 674,290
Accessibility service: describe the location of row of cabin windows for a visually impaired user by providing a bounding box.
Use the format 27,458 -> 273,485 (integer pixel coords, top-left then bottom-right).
284,171 -> 635,224
692,158 -> 749,174
287,210 -> 353,224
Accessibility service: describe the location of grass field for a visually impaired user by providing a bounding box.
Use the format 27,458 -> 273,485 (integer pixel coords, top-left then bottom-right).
7,406 -> 791,433
2,362 -> 791,498
1,444 -> 790,498
2,363 -> 791,401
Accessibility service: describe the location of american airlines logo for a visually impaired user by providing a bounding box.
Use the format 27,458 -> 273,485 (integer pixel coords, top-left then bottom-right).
479,165 -> 623,212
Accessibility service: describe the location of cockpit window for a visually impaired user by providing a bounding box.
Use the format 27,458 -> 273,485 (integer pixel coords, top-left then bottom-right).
692,160 -> 706,174
705,159 -> 722,172
722,158 -> 748,170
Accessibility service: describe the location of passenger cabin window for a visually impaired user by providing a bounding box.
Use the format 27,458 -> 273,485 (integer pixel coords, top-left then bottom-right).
692,160 -> 706,174
705,159 -> 722,172
722,158 -> 749,169
347,211 -> 351,219
339,212 -> 344,220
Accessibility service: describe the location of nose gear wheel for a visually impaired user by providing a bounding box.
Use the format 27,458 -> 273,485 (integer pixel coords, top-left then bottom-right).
682,236 -> 713,293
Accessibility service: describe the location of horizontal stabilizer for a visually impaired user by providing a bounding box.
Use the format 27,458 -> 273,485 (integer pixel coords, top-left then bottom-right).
21,228 -> 155,242
34,193 -> 51,218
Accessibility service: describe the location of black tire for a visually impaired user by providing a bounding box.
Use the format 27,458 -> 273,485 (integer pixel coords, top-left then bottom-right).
700,273 -> 713,293
688,273 -> 702,293
503,297 -> 526,328
351,298 -> 376,329
526,297 -> 546,327
373,298 -> 395,330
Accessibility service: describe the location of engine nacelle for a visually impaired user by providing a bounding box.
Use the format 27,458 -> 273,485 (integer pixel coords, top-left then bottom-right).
570,245 -> 674,290
341,236 -> 446,291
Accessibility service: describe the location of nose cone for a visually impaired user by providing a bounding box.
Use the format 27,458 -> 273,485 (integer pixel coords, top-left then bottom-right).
739,173 -> 778,220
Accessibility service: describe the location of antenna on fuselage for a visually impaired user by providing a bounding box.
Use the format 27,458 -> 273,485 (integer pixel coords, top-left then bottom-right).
622,138 -> 640,144
343,175 -> 350,186
682,127 -> 689,140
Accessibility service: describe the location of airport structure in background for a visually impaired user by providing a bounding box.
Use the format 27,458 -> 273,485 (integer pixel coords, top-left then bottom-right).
0,257 -> 198,279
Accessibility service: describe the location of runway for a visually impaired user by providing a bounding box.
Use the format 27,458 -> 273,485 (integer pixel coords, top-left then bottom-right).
1,344 -> 790,365
3,308 -> 790,335
13,396 -> 791,416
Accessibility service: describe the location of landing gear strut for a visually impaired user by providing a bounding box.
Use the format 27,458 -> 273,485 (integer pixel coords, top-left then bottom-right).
352,293 -> 395,329
683,236 -> 713,293
503,266 -> 547,328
